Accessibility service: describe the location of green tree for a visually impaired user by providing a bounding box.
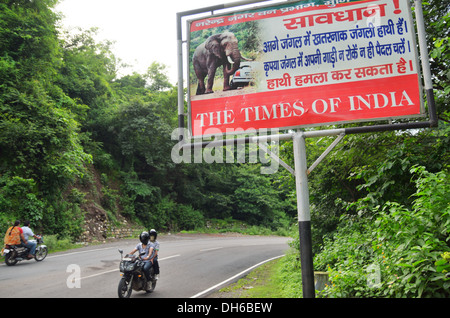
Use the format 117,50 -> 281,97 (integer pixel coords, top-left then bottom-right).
233,165 -> 292,228
57,27 -> 117,125
145,61 -> 172,92
0,0 -> 91,190
0,0 -> 92,236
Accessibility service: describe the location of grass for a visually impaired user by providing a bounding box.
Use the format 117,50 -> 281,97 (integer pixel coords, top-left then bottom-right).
213,253 -> 301,298
216,258 -> 284,298
43,235 -> 84,252
211,249 -> 303,298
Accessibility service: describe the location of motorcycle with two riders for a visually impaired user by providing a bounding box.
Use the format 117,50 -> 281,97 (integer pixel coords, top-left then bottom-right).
2,236 -> 48,266
117,232 -> 158,298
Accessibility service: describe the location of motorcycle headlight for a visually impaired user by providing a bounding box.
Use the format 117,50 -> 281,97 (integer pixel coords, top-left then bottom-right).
120,260 -> 136,272
126,262 -> 136,271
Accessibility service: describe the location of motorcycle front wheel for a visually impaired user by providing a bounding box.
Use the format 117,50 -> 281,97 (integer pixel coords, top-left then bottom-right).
118,277 -> 132,298
35,246 -> 48,261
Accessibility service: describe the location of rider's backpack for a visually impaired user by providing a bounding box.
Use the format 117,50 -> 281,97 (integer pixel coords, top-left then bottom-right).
4,226 -> 21,245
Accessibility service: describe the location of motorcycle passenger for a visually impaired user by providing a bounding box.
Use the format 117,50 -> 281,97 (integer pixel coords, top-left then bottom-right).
149,229 -> 160,279
3,220 -> 33,259
128,232 -> 155,284
22,220 -> 38,257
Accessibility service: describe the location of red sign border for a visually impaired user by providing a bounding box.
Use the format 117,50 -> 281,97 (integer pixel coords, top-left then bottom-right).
186,0 -> 425,138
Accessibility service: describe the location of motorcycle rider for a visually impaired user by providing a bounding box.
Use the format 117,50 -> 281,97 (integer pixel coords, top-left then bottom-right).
21,220 -> 39,257
149,229 -> 160,279
3,220 -> 33,259
127,231 -> 156,287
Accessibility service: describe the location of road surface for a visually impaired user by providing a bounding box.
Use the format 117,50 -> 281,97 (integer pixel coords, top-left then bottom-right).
0,233 -> 290,298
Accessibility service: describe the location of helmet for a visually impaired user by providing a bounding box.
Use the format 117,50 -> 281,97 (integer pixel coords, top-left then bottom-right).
149,229 -> 157,241
139,231 -> 150,245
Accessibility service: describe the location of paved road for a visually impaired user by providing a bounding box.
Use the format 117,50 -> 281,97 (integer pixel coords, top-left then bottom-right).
0,234 -> 290,298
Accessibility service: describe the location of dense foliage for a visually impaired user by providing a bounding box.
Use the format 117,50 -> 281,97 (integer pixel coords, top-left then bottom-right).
314,166 -> 449,297
0,0 -> 448,297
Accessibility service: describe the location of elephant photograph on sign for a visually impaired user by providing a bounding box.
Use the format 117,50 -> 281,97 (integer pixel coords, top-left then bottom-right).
192,31 -> 253,95
189,23 -> 260,99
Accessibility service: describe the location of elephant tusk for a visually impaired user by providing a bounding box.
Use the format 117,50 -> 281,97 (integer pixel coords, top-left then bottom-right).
227,56 -> 234,65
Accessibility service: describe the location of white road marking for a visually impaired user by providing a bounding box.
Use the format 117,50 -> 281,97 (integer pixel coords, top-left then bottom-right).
47,246 -> 117,259
200,247 -> 223,252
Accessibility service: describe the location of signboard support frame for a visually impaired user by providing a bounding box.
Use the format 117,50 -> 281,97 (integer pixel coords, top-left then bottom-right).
176,0 -> 438,299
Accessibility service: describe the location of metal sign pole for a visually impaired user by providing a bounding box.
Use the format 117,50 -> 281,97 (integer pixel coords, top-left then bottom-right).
293,132 -> 315,298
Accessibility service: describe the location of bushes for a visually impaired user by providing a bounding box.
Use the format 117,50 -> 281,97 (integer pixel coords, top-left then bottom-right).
0,176 -> 44,234
44,235 -> 82,252
314,166 -> 450,297
148,197 -> 204,232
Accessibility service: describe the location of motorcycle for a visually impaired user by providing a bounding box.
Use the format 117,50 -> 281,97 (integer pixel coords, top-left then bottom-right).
2,236 -> 48,266
117,249 -> 157,298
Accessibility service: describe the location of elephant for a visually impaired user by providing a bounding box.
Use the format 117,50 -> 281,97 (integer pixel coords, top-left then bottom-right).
192,31 -> 252,95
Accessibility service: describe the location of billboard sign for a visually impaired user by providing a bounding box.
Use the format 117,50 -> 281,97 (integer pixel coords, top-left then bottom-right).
188,0 -> 424,137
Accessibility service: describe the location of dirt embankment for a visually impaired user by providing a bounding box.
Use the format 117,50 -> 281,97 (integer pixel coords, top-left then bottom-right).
67,165 -> 136,243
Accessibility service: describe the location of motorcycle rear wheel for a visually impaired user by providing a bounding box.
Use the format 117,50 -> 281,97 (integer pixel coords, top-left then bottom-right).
35,246 -> 48,261
118,277 -> 132,298
4,253 -> 18,266
146,278 -> 157,293
145,268 -> 157,293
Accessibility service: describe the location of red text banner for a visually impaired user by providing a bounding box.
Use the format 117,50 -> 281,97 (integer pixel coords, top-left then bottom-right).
192,74 -> 421,136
